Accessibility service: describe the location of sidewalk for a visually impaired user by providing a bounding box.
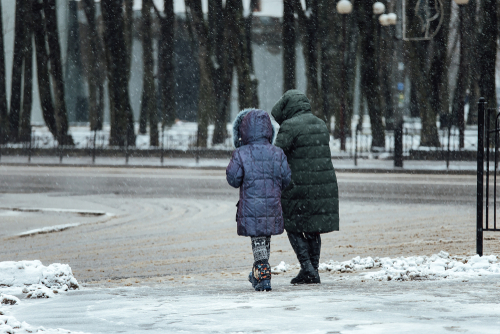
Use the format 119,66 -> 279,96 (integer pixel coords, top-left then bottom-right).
5,276 -> 500,334
0,155 -> 479,174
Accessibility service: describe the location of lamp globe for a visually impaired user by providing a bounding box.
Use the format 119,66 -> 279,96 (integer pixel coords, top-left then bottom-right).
373,2 -> 385,14
337,0 -> 353,14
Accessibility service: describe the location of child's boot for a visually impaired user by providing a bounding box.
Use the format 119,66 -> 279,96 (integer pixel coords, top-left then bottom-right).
253,262 -> 272,291
248,271 -> 258,288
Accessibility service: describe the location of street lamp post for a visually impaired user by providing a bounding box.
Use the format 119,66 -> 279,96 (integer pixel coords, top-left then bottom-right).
337,0 -> 352,152
453,0 -> 470,149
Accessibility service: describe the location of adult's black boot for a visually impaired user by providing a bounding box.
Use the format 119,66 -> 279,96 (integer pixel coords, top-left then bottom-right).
287,232 -> 320,284
290,259 -> 319,284
306,233 -> 321,284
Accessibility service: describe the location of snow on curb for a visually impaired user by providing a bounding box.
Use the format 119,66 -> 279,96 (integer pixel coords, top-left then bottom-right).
0,261 -> 79,293
17,224 -> 82,238
273,251 -> 500,281
0,314 -> 91,334
0,208 -> 109,217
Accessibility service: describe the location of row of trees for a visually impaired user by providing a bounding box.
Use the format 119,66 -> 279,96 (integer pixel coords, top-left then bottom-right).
282,0 -> 498,149
0,0 -> 498,149
0,0 -> 258,148
0,0 -> 73,145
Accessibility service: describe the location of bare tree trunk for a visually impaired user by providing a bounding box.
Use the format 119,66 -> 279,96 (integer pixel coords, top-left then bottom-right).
155,0 -> 176,130
405,0 -> 440,147
185,0 -> 216,147
20,13 -> 33,143
9,0 -> 26,142
102,0 -> 136,147
467,0 -> 479,125
211,0 -> 232,145
478,0 -> 498,112
245,0 -> 259,108
429,0 -> 450,128
344,11 -> 358,135
0,0 -> 8,143
225,0 -> 253,111
44,0 -> 73,145
409,48 -> 440,147
82,0 -> 104,130
451,4 -> 470,131
283,0 -> 296,93
101,2 -> 117,144
379,24 -> 393,129
32,2 -> 58,140
357,2 -> 385,149
318,0 -> 337,131
293,0 -> 322,117
140,0 -> 158,145
124,0 -> 133,83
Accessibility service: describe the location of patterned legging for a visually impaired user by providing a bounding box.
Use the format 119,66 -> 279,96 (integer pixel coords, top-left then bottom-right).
251,236 -> 271,264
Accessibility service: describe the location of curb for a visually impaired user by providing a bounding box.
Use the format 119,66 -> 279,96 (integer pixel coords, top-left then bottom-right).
0,162 -> 477,175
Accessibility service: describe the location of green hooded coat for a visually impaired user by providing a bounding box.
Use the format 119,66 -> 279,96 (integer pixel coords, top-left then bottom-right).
271,90 -> 339,233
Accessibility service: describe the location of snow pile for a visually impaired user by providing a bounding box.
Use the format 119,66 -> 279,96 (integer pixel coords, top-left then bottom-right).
0,261 -> 79,291
0,295 -> 19,306
21,285 -> 71,299
271,261 -> 298,273
364,251 -> 500,281
0,314 -> 90,334
273,251 -> 500,281
319,256 -> 378,273
18,224 -> 81,237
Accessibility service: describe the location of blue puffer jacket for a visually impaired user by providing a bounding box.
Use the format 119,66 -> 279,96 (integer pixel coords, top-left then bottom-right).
226,109 -> 292,237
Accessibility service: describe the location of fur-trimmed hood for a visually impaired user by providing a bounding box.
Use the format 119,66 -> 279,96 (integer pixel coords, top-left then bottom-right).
232,109 -> 278,148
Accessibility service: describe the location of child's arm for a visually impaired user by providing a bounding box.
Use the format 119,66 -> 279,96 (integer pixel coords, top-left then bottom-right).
280,151 -> 292,190
226,150 -> 244,188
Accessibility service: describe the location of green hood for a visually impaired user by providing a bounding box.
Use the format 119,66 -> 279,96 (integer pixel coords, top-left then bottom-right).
271,90 -> 312,125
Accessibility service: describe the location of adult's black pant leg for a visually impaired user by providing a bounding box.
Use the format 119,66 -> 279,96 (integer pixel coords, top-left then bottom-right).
287,231 -> 310,264
305,233 -> 321,271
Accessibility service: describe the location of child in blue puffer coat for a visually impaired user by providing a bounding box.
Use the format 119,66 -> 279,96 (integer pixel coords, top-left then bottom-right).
226,109 -> 291,291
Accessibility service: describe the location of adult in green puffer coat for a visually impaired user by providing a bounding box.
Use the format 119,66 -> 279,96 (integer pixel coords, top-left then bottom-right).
271,90 -> 339,285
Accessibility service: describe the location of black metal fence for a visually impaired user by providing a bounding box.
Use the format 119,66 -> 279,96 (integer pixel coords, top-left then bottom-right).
476,97 -> 500,256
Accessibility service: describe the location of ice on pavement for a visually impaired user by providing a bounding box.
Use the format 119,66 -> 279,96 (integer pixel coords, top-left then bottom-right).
0,261 -> 79,293
17,224 -> 81,237
7,284 -> 500,334
273,251 -> 500,281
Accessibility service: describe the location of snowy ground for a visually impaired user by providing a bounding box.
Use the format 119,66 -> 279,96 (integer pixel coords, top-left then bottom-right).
6,116 -> 479,155
0,155 -> 480,172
